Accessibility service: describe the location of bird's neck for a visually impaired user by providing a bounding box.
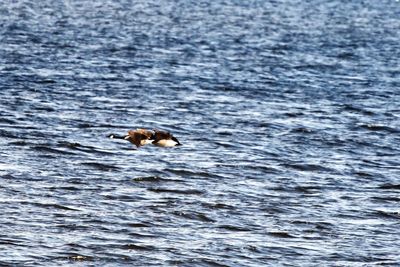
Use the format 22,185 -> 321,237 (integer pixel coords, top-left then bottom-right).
109,134 -> 128,140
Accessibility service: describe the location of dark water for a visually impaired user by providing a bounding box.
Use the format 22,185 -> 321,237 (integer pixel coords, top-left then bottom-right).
1,0 -> 400,266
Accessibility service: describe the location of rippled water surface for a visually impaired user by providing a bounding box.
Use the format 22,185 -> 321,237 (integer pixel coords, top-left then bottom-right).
1,0 -> 400,266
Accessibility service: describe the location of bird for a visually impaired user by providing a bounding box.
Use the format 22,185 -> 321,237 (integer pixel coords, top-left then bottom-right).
152,129 -> 181,147
108,128 -> 181,148
108,128 -> 153,148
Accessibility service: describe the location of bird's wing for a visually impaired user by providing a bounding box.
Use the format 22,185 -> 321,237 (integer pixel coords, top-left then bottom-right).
127,130 -> 137,136
136,128 -> 154,139
153,129 -> 171,141
127,131 -> 148,147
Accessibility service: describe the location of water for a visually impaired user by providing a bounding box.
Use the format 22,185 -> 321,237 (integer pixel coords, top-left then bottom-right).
1,0 -> 400,266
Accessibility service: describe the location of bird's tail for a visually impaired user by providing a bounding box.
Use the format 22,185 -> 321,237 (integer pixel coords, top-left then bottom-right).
172,136 -> 182,146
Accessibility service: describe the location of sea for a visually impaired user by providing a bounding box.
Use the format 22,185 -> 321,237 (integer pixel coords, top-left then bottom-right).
0,0 -> 399,266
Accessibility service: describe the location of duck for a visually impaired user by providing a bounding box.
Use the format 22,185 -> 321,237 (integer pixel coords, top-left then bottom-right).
108,128 -> 181,148
152,129 -> 181,147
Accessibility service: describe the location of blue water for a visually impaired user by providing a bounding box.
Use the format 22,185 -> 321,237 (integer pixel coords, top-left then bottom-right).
1,0 -> 400,266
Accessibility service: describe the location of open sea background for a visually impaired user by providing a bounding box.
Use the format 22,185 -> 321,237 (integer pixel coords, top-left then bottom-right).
1,0 -> 399,266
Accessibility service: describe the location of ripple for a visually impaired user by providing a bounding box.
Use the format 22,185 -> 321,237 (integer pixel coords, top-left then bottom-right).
164,168 -> 216,178
374,210 -> 400,220
378,184 -> 400,190
173,211 -> 216,223
147,188 -> 204,195
65,255 -> 94,262
58,142 -> 115,155
0,118 -> 17,124
132,176 -> 169,182
341,104 -> 375,116
267,231 -> 296,238
119,244 -> 155,251
80,162 -> 120,171
218,225 -> 252,232
33,203 -> 80,211
358,124 -> 399,133
31,145 -> 77,155
282,163 -> 333,172
0,129 -> 20,138
127,222 -> 152,228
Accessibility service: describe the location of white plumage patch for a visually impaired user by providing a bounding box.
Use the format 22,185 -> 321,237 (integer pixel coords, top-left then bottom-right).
144,139 -> 154,145
140,139 -> 154,146
155,139 -> 178,147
